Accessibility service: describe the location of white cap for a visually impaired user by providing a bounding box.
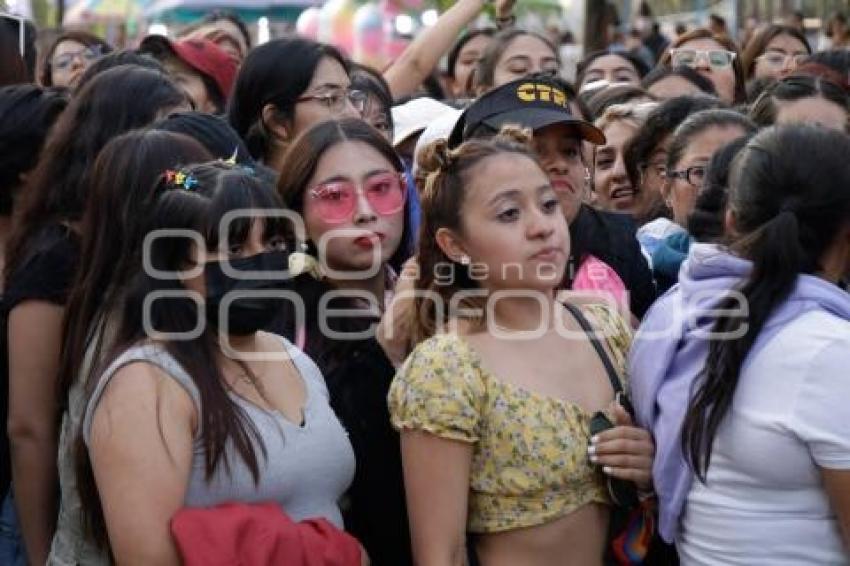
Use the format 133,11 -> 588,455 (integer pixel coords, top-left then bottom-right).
391,97 -> 457,148
412,107 -> 462,177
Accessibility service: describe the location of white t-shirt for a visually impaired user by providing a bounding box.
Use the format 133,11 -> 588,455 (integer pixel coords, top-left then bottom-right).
678,310 -> 850,565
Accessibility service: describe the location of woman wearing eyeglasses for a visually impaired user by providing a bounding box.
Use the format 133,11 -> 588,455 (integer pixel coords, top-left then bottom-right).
652,109 -> 756,293
659,29 -> 746,105
276,118 -> 414,566
39,31 -> 111,90
741,25 -> 811,84
228,37 -> 365,174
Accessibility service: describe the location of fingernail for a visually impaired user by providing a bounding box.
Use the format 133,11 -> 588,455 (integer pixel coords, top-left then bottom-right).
590,454 -> 598,463
590,435 -> 599,444
587,444 -> 596,455
603,466 -> 612,475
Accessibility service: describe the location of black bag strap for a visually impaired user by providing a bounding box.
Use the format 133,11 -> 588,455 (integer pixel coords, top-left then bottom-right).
560,302 -> 624,396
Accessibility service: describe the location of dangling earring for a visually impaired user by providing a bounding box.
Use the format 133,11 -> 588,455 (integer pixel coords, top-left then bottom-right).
459,255 -> 471,266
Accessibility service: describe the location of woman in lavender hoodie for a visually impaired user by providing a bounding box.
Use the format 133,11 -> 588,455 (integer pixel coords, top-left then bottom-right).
630,125 -> 850,565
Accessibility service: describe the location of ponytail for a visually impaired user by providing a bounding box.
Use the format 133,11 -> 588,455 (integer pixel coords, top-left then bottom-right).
682,212 -> 805,480
680,125 -> 850,482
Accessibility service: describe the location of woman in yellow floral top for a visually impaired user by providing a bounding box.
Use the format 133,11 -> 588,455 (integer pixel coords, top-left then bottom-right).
388,129 -> 655,566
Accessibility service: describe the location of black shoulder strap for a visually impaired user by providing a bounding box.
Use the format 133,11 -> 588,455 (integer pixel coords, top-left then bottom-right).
560,302 -> 623,395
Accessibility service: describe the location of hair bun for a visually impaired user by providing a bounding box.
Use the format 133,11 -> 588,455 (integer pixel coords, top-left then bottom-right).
417,138 -> 456,175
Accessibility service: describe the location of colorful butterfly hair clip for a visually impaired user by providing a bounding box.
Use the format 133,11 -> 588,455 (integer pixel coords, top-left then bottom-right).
164,169 -> 198,191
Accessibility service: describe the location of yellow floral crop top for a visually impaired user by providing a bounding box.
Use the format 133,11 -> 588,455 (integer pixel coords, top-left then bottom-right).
388,303 -> 632,534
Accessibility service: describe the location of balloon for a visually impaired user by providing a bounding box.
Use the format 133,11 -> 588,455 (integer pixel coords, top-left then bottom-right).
319,0 -> 357,55
296,7 -> 321,40
353,2 -> 384,67
378,0 -> 409,61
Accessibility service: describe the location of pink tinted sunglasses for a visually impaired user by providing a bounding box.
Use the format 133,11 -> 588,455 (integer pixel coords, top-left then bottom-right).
308,171 -> 407,224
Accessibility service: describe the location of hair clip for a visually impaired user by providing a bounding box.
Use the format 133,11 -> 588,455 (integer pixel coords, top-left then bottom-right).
223,148 -> 239,166
164,169 -> 198,191
288,251 -> 324,280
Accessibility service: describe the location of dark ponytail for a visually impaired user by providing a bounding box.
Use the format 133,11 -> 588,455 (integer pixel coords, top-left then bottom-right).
682,125 -> 850,481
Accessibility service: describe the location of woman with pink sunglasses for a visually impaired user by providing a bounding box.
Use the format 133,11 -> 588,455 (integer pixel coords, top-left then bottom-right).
276,118 -> 413,566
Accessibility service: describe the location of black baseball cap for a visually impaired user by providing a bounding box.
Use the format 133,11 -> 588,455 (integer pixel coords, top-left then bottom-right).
448,76 -> 606,147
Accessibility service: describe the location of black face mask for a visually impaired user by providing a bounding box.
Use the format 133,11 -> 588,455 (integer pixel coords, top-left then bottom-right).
204,250 -> 290,336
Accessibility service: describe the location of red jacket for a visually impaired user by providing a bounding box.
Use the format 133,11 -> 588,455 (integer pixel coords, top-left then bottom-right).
171,502 -> 363,566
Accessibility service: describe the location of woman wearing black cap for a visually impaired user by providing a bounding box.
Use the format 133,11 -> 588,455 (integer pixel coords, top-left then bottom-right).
449,75 -> 656,319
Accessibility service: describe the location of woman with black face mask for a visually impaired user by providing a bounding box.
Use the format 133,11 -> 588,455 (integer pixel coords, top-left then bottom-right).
74,161 -> 361,563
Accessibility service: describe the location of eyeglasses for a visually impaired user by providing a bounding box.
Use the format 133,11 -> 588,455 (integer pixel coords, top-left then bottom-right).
670,48 -> 736,69
309,172 -> 407,224
296,87 -> 367,114
666,165 -> 707,188
757,52 -> 808,69
53,45 -> 103,71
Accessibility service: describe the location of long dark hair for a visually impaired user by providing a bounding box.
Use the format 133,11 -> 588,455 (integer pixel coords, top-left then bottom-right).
58,130 -> 211,412
275,118 -> 410,372
39,30 -> 113,87
4,65 -> 185,284
228,37 -> 350,161
77,161 -> 286,546
682,125 -> 850,481
0,85 -> 68,215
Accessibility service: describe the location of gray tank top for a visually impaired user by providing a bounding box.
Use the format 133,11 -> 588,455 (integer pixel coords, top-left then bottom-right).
82,337 -> 356,528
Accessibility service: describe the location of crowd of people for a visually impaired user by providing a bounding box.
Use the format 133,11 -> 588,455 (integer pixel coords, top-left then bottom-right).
1,2 -> 850,565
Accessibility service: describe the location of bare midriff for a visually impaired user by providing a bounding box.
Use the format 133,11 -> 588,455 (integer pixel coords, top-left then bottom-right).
474,503 -> 609,566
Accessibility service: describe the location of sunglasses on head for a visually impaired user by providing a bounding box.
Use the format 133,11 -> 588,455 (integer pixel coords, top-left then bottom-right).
670,48 -> 736,69
309,172 -> 407,224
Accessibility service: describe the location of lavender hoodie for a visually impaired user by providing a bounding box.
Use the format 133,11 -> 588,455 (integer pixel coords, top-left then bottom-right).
629,243 -> 850,543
